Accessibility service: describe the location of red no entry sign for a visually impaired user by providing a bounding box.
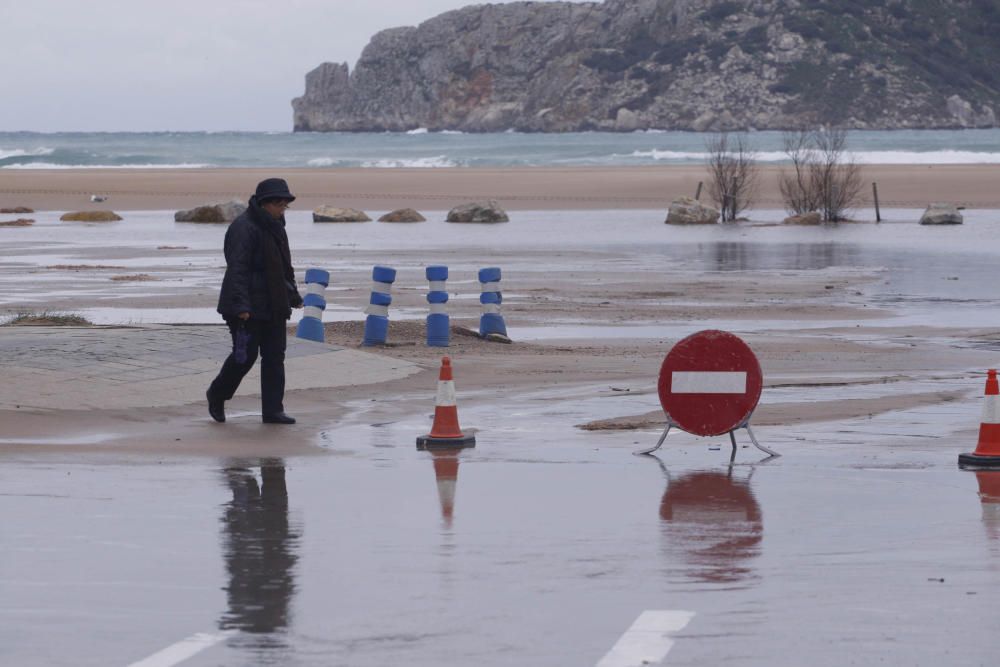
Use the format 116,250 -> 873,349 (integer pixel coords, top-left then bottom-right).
657,330 -> 763,437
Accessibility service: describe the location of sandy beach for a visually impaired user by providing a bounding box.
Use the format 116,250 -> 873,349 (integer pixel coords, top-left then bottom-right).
3,164 -> 1000,212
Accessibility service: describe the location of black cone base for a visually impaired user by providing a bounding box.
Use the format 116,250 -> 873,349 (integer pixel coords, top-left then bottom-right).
958,452 -> 1000,469
416,433 -> 476,450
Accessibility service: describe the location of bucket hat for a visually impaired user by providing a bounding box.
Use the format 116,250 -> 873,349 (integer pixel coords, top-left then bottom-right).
255,178 -> 296,202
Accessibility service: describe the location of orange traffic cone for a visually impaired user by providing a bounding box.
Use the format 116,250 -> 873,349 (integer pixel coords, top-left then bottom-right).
959,369 -> 1000,468
416,356 -> 476,449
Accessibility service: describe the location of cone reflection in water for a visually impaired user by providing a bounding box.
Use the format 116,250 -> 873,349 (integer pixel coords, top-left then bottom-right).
959,369 -> 1000,468
659,470 -> 762,585
430,449 -> 461,527
974,471 -> 1000,541
417,356 -> 475,449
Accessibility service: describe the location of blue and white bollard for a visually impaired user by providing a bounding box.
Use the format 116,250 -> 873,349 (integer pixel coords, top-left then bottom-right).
426,265 -> 449,347
363,265 -> 396,346
296,268 -> 330,342
478,267 -> 507,337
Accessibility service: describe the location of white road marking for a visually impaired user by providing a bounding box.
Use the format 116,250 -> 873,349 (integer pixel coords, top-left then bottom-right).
596,610 -> 695,667
671,371 -> 746,394
126,630 -> 236,667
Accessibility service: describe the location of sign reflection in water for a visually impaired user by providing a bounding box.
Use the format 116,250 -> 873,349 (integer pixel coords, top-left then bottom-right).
219,459 -> 300,646
658,464 -> 763,586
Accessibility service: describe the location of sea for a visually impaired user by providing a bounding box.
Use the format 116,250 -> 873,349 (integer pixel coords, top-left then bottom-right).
3,129 -> 1000,169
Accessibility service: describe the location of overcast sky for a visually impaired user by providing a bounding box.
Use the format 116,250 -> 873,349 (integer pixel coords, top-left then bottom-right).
0,0 -> 593,133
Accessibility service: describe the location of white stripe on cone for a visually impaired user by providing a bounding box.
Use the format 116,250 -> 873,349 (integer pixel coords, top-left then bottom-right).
481,303 -> 502,314
671,371 -> 747,394
303,305 -> 324,319
983,394 -> 1000,424
371,281 -> 393,292
365,304 -> 390,317
306,283 -> 326,296
436,380 -> 457,406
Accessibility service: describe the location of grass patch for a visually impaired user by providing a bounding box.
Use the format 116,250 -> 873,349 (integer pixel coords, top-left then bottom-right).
2,311 -> 93,327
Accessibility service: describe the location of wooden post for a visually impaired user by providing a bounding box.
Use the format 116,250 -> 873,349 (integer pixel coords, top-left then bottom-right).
694,181 -> 703,201
872,182 -> 882,222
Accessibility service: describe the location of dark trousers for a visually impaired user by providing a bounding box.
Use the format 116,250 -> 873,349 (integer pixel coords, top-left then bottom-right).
208,318 -> 287,416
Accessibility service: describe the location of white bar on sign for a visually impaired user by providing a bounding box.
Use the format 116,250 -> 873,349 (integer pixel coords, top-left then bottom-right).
671,371 -> 746,394
596,610 -> 695,667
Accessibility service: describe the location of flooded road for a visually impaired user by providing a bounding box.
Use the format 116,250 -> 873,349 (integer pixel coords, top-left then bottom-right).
2,417 -> 998,666
3,209 -> 1000,665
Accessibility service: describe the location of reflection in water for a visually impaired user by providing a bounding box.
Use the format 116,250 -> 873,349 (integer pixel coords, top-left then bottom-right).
658,465 -> 762,586
219,459 -> 300,645
974,471 -> 1000,541
708,241 -> 857,272
428,449 -> 462,528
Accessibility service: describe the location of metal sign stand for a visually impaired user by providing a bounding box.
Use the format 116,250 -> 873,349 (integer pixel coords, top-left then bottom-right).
633,414 -> 779,459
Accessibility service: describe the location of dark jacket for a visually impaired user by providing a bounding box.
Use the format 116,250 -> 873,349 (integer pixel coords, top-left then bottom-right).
217,198 -> 302,321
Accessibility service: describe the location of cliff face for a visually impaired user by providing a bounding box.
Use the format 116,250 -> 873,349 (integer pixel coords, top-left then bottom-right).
292,0 -> 1000,132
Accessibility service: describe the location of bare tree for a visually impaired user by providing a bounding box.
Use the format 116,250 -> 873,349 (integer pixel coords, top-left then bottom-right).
706,132 -> 758,222
778,128 -> 864,222
778,130 -> 819,216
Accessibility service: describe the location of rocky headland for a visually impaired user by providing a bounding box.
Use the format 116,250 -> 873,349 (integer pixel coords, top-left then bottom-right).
293,0 -> 1000,132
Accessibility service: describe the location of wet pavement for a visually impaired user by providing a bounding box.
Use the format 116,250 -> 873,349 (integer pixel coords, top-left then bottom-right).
2,393 -> 999,666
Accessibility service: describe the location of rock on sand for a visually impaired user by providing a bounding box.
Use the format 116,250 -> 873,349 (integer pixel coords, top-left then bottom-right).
313,206 -> 372,222
919,202 -> 963,225
446,200 -> 509,223
60,211 -> 123,222
0,206 -> 33,214
174,200 -> 246,223
378,208 -> 426,222
665,197 -> 719,225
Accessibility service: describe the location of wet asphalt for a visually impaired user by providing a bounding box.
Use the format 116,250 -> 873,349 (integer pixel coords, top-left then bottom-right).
2,396 -> 998,666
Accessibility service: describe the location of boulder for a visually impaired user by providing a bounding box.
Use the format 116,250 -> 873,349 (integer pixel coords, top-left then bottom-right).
665,197 -> 720,225
60,210 -> 122,222
783,212 -> 823,225
174,199 -> 246,223
919,202 -> 963,225
0,218 -> 34,227
0,206 -> 33,214
313,206 -> 371,222
446,200 -> 509,223
378,208 -> 426,222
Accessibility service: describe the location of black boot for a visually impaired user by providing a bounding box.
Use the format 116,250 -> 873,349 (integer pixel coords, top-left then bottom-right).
262,412 -> 296,424
207,390 -> 226,423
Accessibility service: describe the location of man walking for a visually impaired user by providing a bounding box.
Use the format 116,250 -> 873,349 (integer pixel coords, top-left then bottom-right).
207,178 -> 303,424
